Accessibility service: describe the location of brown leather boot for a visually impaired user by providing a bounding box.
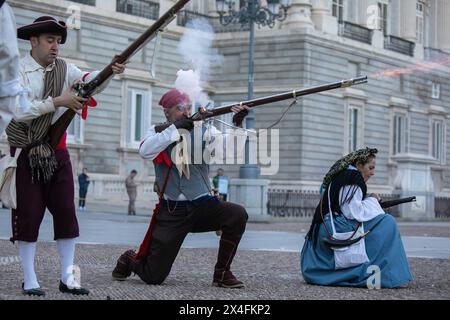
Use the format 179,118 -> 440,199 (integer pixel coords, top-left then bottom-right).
212,235 -> 244,289
112,250 -> 137,281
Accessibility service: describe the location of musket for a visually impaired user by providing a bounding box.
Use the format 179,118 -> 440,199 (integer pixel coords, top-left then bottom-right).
322,195 -> 416,248
379,196 -> 416,209
190,76 -> 368,121
48,0 -> 191,148
153,76 -> 368,132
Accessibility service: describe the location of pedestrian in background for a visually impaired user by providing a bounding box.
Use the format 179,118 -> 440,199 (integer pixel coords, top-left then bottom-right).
212,168 -> 228,201
78,168 -> 90,211
125,170 -> 138,215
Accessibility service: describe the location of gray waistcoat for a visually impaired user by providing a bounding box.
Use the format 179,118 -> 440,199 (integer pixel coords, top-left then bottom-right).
154,126 -> 211,201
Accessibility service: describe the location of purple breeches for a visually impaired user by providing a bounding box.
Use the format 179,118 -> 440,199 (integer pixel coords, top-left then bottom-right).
10,148 -> 79,242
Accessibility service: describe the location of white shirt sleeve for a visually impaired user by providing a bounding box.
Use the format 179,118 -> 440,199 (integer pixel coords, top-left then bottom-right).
339,185 -> 385,222
139,124 -> 181,160
13,69 -> 55,122
67,63 -> 84,87
13,62 -> 81,122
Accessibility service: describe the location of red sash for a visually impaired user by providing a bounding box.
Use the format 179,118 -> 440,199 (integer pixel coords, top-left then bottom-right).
136,151 -> 172,260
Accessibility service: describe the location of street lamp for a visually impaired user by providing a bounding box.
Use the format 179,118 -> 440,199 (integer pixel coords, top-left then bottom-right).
216,0 -> 290,179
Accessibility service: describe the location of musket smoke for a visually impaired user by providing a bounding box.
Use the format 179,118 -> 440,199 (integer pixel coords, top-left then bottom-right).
175,18 -> 224,107
174,69 -> 209,106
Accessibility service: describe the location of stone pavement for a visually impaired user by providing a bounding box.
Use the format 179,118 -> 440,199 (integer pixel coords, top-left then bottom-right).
0,205 -> 449,300
0,240 -> 449,300
2,208 -> 449,259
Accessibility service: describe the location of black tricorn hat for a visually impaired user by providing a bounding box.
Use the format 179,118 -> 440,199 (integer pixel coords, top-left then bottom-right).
17,16 -> 67,44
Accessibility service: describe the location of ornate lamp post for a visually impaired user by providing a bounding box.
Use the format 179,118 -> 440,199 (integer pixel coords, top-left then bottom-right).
216,0 -> 290,179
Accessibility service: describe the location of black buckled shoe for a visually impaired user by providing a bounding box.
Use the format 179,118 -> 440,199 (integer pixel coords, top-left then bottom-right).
22,283 -> 45,296
59,281 -> 89,295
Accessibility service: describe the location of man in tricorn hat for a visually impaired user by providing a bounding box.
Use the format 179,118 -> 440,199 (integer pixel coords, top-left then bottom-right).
112,87 -> 251,289
5,14 -> 126,296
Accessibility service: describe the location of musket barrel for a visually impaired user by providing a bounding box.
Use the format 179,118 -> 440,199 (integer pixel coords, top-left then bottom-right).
380,196 -> 416,209
191,76 -> 368,121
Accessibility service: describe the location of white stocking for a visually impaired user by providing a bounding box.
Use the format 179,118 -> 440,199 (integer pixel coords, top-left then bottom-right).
18,241 -> 40,290
57,238 -> 79,288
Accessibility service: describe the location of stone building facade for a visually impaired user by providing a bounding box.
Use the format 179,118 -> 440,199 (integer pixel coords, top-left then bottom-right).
4,0 -> 449,218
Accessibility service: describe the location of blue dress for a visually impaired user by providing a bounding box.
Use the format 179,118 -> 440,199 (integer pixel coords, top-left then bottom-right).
301,213 -> 413,288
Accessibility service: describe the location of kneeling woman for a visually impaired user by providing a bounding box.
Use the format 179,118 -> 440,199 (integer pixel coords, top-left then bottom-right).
301,148 -> 413,288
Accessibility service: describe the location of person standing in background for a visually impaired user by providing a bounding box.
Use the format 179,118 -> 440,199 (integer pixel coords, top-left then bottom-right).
125,170 -> 138,215
212,168 -> 228,202
78,168 -> 90,211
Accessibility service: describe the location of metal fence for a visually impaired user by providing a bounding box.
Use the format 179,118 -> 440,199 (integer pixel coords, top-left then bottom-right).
267,189 -> 401,219
70,0 -> 96,5
267,189 -> 319,218
176,10 -> 250,33
384,35 -> 415,57
116,0 -> 159,20
435,197 -> 450,218
339,21 -> 373,44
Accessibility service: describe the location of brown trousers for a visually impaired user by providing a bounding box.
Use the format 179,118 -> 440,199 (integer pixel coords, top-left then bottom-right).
127,189 -> 136,214
134,197 -> 248,284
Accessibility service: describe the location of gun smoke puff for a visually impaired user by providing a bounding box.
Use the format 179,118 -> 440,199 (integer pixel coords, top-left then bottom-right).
174,69 -> 209,107
176,18 -> 224,107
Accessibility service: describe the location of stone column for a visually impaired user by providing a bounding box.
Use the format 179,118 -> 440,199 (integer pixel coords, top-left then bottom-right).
208,0 -> 218,16
393,155 -> 436,220
310,0 -> 337,35
436,0 -> 450,52
282,0 -> 315,30
399,0 -> 417,42
229,179 -> 270,222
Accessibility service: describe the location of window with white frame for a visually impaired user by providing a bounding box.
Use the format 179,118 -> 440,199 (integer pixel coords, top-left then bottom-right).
432,82 -> 441,99
416,1 -> 424,44
377,2 -> 388,34
393,113 -> 409,155
67,115 -> 83,144
431,120 -> 444,162
347,106 -> 362,152
332,0 -> 344,22
127,88 -> 151,147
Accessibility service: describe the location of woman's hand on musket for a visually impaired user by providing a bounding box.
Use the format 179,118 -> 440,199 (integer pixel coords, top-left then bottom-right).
369,193 -> 381,201
231,104 -> 250,127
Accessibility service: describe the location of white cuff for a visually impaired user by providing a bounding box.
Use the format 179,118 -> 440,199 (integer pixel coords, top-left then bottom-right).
44,97 -> 56,113
168,124 -> 181,142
